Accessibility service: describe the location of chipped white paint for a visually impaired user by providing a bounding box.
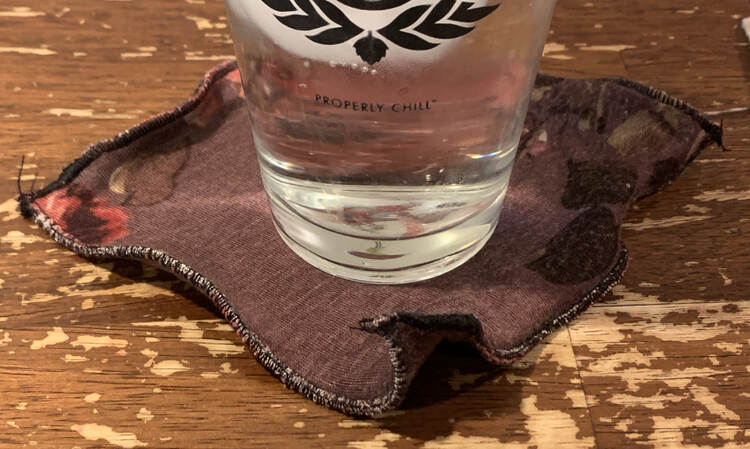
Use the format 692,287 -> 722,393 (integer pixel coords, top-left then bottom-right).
347,431 -> 400,449
62,354 -> 89,363
293,421 -> 305,429
538,330 -> 578,370
690,385 -> 740,421
121,52 -> 153,59
71,335 -> 128,351
646,416 -> 747,449
565,389 -> 588,408
609,285 -> 660,305
73,52 -> 87,57
70,424 -> 147,449
132,316 -> 244,357
6,421 -> 19,429
140,348 -> 157,361
608,391 -> 685,410
694,188 -> 750,202
21,292 -> 61,305
743,17 -> 750,43
22,280 -> 178,305
683,204 -> 710,214
694,158 -> 735,164
54,7 -> 70,18
136,408 -> 153,423
200,372 -> 220,378
0,331 -> 11,346
0,199 -> 20,222
84,393 -> 101,403
338,419 -> 375,428
580,44 -> 636,52
220,362 -> 238,374
0,7 -> 45,17
16,402 -> 27,410
184,51 -> 234,61
150,360 -> 189,377
622,215 -> 711,231
45,108 -> 137,119
714,342 -> 743,354
81,299 -> 95,310
581,302 -> 743,346
185,15 -> 227,30
0,47 -> 56,55
542,42 -> 574,60
426,395 -> 594,448
638,282 -> 660,288
30,327 -> 68,349
423,432 -> 506,448
11,174 -> 46,182
70,263 -> 113,284
1,230 -> 42,250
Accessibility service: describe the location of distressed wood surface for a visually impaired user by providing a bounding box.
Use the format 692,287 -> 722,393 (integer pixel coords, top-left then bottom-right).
1,0 -> 748,448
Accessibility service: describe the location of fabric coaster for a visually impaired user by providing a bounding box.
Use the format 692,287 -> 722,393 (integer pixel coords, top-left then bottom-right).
18,60 -> 722,416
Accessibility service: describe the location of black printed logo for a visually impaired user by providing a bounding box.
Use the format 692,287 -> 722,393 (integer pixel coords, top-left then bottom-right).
260,0 -> 501,64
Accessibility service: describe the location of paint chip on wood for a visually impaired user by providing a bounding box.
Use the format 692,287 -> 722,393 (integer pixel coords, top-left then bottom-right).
84,393 -> 101,403
0,47 -> 56,55
71,335 -> 128,352
150,360 -> 189,377
136,408 -> 153,423
70,423 -> 147,449
0,7 -> 45,17
30,327 -> 68,349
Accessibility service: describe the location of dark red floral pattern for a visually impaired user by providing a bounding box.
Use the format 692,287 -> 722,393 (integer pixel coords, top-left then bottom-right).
34,184 -> 129,245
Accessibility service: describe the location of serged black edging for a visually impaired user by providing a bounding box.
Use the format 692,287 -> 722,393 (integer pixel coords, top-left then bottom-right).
607,78 -> 725,151
21,59 -> 239,203
17,201 -> 403,417
360,247 -> 628,365
16,62 -> 722,416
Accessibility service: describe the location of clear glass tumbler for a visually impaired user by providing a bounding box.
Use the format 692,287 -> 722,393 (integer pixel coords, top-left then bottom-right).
226,0 -> 556,284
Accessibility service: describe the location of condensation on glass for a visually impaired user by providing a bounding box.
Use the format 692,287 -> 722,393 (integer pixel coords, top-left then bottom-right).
226,0 -> 557,283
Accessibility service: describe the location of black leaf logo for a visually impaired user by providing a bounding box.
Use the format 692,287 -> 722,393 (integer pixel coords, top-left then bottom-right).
261,0 -> 501,64
354,32 -> 389,64
378,5 -> 438,50
414,0 -> 473,39
265,0 -> 363,39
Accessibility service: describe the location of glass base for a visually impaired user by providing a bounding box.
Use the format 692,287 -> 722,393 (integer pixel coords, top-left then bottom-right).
273,218 -> 497,284
267,191 -> 501,284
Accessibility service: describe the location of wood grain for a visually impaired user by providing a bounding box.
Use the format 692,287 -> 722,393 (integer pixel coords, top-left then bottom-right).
1,0 -> 748,448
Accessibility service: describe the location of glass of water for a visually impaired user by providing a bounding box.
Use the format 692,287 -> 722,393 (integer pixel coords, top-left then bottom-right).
225,0 -> 557,284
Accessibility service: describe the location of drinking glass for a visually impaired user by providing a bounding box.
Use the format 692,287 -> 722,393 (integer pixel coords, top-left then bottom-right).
225,0 -> 557,283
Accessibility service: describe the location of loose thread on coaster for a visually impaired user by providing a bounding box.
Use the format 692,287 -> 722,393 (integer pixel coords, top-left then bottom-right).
16,155 -> 25,196
719,119 -> 729,152
16,155 -> 39,195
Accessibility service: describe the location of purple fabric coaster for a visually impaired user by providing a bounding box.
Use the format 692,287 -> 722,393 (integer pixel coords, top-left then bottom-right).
18,60 -> 722,416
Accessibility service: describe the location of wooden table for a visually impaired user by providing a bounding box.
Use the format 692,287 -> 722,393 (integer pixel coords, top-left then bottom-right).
1,1 -> 748,447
